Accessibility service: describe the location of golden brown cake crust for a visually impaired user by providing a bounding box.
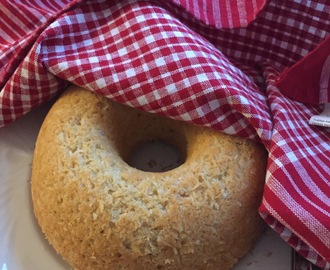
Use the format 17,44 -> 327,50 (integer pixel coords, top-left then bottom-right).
31,85 -> 268,270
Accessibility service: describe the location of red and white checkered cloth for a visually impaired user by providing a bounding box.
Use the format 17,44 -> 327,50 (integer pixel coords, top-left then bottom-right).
1,0 -> 329,268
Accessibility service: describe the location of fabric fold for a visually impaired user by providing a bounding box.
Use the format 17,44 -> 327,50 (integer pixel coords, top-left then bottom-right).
164,0 -> 268,28
260,65 -> 330,269
0,0 -> 329,269
275,35 -> 330,105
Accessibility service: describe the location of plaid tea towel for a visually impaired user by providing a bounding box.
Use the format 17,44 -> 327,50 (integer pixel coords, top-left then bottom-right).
1,0 -> 329,268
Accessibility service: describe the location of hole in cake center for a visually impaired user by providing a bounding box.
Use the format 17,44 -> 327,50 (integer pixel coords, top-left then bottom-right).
127,139 -> 184,172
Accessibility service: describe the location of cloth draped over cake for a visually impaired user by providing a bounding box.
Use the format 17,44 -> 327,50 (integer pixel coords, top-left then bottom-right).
0,0 -> 329,268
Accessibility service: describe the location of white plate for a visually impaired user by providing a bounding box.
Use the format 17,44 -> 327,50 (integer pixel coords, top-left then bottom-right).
0,100 -> 291,270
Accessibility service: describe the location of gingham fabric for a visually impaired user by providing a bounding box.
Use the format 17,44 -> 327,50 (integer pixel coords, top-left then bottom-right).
275,35 -> 330,105
1,0 -> 329,268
